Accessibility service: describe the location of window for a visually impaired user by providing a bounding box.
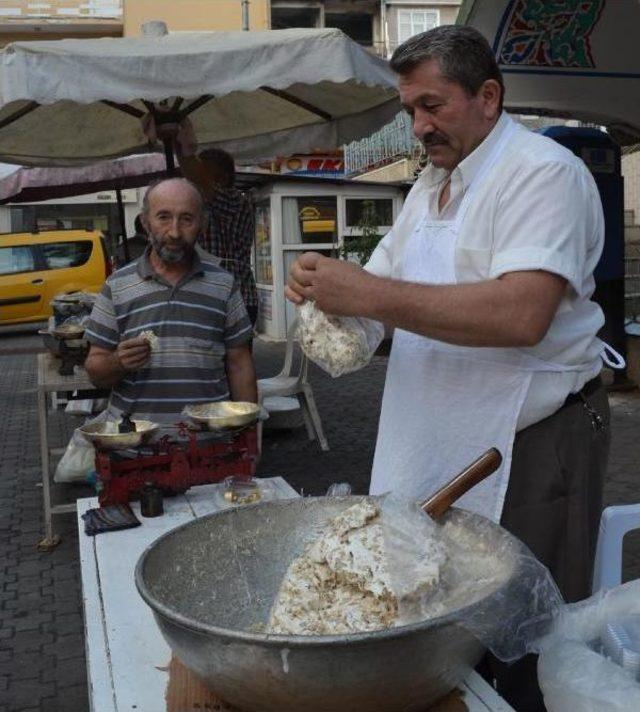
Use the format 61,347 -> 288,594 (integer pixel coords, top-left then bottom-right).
39,241 -> 93,270
326,13 -> 373,46
282,197 -> 337,245
398,9 -> 440,44
0,246 -> 35,275
345,199 -> 393,229
271,5 -> 320,30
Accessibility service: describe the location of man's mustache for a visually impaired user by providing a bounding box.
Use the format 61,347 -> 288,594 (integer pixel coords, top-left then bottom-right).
420,133 -> 449,148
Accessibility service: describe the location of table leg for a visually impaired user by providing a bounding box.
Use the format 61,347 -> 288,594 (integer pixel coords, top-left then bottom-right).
37,389 -> 61,551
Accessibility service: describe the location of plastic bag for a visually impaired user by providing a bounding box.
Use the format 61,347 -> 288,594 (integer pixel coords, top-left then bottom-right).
54,427 -> 96,483
326,482 -> 352,496
379,497 -> 563,662
64,398 -> 95,415
297,301 -> 384,378
535,580 -> 640,711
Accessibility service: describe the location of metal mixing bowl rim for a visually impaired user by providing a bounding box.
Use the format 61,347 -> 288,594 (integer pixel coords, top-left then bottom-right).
134,499 -> 510,648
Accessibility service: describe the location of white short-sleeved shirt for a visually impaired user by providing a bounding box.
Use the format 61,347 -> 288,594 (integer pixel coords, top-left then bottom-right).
366,113 -> 605,430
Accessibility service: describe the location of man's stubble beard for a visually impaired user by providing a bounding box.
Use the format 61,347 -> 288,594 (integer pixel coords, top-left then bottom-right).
149,232 -> 195,265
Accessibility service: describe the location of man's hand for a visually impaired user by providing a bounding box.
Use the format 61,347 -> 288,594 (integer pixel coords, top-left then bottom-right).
85,339 -> 150,389
285,252 -> 374,317
116,337 -> 151,371
141,110 -> 187,148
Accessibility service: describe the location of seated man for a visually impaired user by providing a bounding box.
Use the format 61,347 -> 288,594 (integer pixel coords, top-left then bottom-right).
84,177 -> 257,432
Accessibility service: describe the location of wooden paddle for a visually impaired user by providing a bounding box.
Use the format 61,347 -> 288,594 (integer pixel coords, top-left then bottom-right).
421,448 -> 503,519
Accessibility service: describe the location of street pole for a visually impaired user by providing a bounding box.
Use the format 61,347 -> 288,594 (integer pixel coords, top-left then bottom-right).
241,1 -> 250,31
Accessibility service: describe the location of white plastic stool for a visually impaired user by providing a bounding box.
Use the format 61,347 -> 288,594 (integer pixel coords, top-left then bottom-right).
592,504 -> 640,593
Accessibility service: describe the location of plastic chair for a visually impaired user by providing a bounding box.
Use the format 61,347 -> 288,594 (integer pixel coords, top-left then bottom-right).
258,320 -> 329,451
592,504 -> 640,593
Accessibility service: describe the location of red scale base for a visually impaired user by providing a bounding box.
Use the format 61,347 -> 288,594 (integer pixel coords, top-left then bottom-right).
95,426 -> 258,506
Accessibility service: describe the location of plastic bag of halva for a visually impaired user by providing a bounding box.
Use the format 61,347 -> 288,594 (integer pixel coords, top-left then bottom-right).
297,301 -> 384,378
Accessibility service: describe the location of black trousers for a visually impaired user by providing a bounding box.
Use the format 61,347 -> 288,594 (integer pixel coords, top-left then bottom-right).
481,381 -> 611,711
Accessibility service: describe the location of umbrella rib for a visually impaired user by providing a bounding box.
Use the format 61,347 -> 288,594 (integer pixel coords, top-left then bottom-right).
260,87 -> 332,122
179,95 -> 215,119
101,100 -> 146,119
0,101 -> 40,130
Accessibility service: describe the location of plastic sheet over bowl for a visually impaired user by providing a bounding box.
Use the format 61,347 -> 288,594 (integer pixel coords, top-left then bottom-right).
135,497 -> 557,712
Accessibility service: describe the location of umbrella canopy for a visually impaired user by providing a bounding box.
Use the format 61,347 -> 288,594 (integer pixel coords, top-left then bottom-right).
0,153 -> 166,204
0,28 -> 399,167
459,0 -> 640,143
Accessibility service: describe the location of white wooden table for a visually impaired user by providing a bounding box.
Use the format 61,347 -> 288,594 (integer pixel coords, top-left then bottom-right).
77,478 -> 514,712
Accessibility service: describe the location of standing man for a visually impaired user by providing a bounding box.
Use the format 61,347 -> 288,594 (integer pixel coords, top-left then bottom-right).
174,119 -> 260,330
85,177 -> 257,428
286,25 -> 616,710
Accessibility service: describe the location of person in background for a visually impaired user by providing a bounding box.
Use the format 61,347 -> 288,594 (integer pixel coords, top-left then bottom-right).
156,118 -> 260,331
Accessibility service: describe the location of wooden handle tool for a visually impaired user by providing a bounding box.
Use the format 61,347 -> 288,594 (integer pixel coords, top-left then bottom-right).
420,448 -> 503,520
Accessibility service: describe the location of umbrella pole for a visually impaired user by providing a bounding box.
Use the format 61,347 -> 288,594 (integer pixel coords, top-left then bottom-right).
116,188 -> 130,263
163,136 -> 177,175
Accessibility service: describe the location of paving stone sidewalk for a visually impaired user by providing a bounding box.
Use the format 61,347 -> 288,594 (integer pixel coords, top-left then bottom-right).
0,331 -> 639,711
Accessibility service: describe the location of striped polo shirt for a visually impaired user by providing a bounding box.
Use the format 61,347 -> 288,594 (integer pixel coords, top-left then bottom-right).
85,246 -> 253,426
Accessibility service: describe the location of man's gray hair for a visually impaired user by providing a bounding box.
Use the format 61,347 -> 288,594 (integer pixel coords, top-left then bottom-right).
142,177 -> 205,216
390,25 -> 504,111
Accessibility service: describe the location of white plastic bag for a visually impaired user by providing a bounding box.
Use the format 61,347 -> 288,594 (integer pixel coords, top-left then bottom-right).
297,301 -> 384,378
54,427 -> 95,483
64,398 -> 95,415
536,580 -> 640,711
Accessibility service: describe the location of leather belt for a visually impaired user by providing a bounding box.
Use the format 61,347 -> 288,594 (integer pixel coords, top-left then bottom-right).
563,375 -> 603,408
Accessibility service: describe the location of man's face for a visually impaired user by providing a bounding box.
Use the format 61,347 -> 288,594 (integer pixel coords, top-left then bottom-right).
398,58 -> 500,171
143,182 -> 202,265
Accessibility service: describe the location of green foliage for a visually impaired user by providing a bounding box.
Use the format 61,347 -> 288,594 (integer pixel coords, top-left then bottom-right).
340,200 -> 382,266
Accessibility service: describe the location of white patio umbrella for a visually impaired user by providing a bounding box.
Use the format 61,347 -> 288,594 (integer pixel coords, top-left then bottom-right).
458,0 -> 640,143
0,28 -> 399,168
0,153 -> 168,261
0,153 -> 166,204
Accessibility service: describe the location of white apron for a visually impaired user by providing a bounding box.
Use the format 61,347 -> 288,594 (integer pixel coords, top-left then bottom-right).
369,120 -> 621,522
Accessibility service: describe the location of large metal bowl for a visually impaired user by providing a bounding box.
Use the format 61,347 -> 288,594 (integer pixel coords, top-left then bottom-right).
184,401 -> 260,431
79,419 -> 158,451
135,497 -> 522,712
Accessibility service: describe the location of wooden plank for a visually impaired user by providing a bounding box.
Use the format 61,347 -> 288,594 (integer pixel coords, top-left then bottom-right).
93,493 -> 196,712
77,498 -> 117,712
163,655 -> 494,712
463,671 -> 515,711
37,352 -> 95,394
51,502 -> 77,514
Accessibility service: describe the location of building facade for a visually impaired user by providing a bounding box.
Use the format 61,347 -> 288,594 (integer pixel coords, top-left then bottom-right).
384,0 -> 460,55
0,0 -> 122,45
270,0 -> 461,57
123,0 -> 269,36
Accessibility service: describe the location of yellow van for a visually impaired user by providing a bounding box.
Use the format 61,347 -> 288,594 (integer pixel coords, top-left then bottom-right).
0,229 -> 110,326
